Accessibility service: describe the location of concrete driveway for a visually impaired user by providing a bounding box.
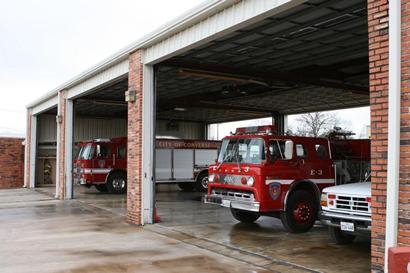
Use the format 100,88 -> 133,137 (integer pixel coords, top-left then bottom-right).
33,185 -> 371,272
0,188 -> 272,273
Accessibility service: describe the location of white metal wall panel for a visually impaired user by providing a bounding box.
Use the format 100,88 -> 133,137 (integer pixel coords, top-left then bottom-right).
66,59 -> 129,99
38,115 -> 57,143
74,117 -> 127,141
156,120 -> 204,139
173,149 -> 194,179
32,95 -> 58,115
37,115 -> 127,143
143,0 -> 304,64
155,149 -> 172,180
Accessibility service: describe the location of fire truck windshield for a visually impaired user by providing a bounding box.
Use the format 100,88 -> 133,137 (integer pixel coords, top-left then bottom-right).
78,144 -> 94,160
217,138 -> 265,164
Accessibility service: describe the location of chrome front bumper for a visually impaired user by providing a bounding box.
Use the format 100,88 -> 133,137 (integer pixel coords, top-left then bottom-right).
319,210 -> 371,232
204,194 -> 260,212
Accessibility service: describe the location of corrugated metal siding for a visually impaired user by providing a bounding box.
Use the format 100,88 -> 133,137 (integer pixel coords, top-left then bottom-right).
37,116 -> 203,143
74,117 -> 127,141
143,0 -> 302,64
37,115 -> 127,143
66,59 -> 129,100
37,115 -> 57,143
156,120 -> 204,139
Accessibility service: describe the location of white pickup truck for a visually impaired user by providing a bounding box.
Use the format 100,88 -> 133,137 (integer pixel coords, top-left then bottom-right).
319,182 -> 371,244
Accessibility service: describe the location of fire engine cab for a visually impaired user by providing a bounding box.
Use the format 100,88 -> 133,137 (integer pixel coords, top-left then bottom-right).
205,125 -> 370,233
74,137 -> 221,194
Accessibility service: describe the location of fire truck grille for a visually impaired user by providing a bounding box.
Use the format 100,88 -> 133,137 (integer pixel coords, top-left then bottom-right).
212,188 -> 255,202
219,174 -> 251,186
335,195 -> 370,213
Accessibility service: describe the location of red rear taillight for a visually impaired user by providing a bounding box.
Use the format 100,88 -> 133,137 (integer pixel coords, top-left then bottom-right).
366,197 -> 371,203
328,194 -> 336,199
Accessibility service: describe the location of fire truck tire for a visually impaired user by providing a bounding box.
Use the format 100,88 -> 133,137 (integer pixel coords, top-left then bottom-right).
195,172 -> 209,192
107,172 -> 127,194
177,182 -> 196,192
230,208 -> 260,223
328,226 -> 356,245
280,190 -> 317,233
95,184 -> 108,193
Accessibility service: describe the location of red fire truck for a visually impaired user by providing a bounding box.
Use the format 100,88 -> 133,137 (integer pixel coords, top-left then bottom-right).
204,125 -> 370,233
74,137 -> 221,194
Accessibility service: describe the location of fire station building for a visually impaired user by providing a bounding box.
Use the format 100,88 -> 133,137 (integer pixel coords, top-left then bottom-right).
25,0 -> 406,271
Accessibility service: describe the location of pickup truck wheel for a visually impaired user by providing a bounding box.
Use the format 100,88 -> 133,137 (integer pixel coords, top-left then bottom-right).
195,172 -> 208,192
280,190 -> 317,233
95,184 -> 108,193
328,226 -> 356,245
177,182 -> 196,192
107,173 -> 127,194
231,208 -> 260,223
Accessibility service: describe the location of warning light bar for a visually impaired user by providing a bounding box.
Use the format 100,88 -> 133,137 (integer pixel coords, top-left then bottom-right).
235,125 -> 277,135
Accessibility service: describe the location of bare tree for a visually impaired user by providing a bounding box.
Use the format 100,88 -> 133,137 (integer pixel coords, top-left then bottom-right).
294,112 -> 339,137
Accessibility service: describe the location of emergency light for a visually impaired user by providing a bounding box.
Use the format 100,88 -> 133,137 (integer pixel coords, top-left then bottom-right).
235,125 -> 277,135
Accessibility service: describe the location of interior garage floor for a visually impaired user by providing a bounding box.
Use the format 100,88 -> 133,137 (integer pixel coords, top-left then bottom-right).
36,185 -> 370,272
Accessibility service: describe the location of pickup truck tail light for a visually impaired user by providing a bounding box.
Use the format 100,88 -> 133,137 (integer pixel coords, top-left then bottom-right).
366,197 -> 371,203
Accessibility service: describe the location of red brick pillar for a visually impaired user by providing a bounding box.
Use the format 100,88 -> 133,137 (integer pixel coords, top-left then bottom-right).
368,0 -> 389,271
57,90 -> 66,200
398,0 -> 410,247
127,50 -> 143,225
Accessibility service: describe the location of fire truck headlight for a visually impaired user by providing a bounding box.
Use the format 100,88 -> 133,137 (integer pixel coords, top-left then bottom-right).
246,176 -> 255,186
320,193 -> 328,207
208,174 -> 215,183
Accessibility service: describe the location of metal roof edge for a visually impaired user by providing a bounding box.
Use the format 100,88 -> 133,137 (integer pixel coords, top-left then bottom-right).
26,0 -> 232,109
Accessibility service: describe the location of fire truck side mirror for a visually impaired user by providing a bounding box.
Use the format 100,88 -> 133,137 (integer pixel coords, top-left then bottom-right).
284,141 -> 293,160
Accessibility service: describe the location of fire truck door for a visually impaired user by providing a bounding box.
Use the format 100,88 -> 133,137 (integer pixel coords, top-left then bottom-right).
95,143 -> 113,171
307,143 -> 332,181
115,145 -> 127,168
294,143 -> 312,180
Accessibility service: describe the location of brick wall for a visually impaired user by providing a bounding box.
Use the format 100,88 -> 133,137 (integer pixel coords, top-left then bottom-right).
0,137 -> 25,189
399,0 -> 410,247
127,50 -> 143,225
368,0 -> 389,271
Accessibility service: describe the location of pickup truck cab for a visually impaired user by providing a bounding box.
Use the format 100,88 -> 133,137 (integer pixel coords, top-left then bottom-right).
320,182 -> 371,244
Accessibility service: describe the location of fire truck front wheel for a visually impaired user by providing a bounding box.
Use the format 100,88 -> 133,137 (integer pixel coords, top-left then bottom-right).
107,172 -> 127,194
280,190 -> 318,233
231,208 -> 260,223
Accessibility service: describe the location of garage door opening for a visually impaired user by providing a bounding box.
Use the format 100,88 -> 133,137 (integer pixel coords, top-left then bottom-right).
152,0 -> 371,271
35,108 -> 58,190
71,77 -> 129,215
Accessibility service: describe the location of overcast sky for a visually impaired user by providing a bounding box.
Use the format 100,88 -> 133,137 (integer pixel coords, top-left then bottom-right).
0,0 -> 370,138
0,0 -> 204,136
